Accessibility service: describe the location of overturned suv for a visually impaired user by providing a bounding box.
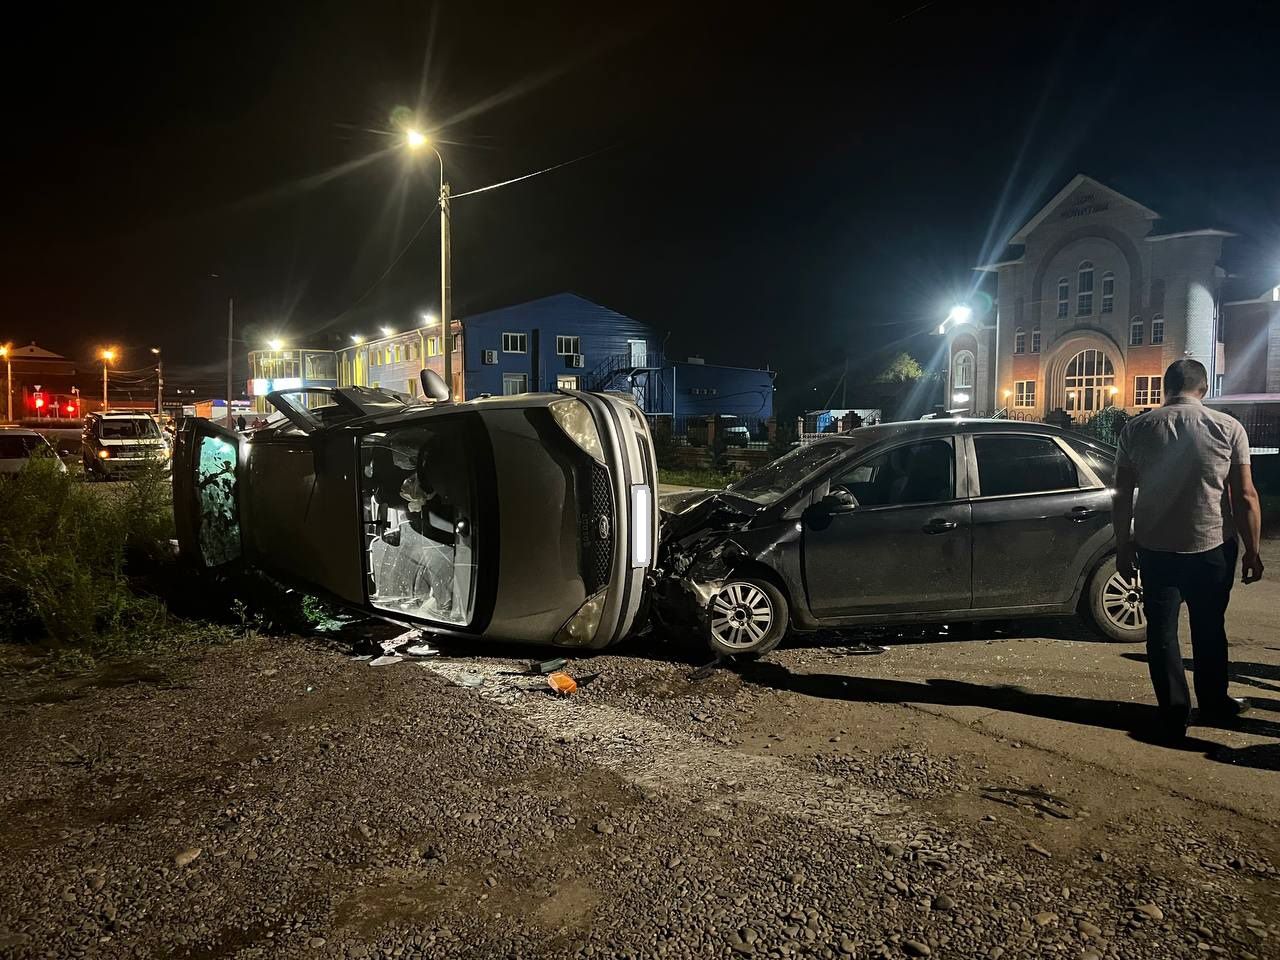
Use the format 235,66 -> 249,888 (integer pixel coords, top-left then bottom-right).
655,419 -> 1143,657
174,372 -> 658,649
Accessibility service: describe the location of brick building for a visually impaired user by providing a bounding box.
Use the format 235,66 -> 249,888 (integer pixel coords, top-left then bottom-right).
939,174 -> 1278,418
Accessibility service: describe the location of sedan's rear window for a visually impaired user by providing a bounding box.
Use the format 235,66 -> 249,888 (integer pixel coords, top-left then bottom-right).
974,434 -> 1079,497
0,435 -> 49,458
1064,436 -> 1116,484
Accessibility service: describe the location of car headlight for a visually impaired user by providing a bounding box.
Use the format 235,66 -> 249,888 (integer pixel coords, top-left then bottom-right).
548,398 -> 604,464
553,590 -> 607,646
97,449 -> 110,459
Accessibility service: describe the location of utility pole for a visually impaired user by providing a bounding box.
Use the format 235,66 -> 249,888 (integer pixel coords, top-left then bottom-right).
225,298 -> 234,428
102,363 -> 108,410
152,348 -> 163,415
439,182 -> 453,395
1,346 -> 10,423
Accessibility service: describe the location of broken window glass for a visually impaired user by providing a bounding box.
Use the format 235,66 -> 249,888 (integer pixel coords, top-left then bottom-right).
361,420 -> 479,626
195,435 -> 240,567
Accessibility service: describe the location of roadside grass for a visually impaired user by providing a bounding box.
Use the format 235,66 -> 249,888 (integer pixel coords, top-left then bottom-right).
658,467 -> 733,490
0,460 -> 239,659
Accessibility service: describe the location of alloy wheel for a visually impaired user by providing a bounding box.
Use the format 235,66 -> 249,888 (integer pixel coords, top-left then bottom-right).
710,582 -> 774,649
1101,569 -> 1145,631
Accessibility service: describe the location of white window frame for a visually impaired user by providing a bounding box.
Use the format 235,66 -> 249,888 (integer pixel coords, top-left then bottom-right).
555,335 -> 581,356
1076,261 -> 1094,316
953,350 -> 975,389
1057,278 -> 1069,319
555,374 -> 580,391
1013,380 -> 1037,408
502,332 -> 527,354
1134,375 -> 1163,406
1101,271 -> 1114,314
1150,314 -> 1164,345
1030,326 -> 1041,353
501,373 -> 528,396
1014,327 -> 1026,354
1129,316 -> 1144,346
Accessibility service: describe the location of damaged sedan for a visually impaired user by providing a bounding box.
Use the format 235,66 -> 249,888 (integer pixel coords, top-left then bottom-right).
174,372 -> 658,649
656,419 -> 1141,656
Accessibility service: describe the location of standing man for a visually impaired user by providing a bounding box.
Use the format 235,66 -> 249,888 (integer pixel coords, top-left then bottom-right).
1113,359 -> 1264,741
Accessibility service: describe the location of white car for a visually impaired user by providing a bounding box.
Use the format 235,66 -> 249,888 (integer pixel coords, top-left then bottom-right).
0,428 -> 68,475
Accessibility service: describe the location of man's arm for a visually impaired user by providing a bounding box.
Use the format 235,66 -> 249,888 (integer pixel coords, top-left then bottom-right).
1228,462 -> 1264,583
1113,463 -> 1138,578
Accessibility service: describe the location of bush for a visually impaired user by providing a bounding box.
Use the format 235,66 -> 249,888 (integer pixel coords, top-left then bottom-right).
0,460 -> 178,646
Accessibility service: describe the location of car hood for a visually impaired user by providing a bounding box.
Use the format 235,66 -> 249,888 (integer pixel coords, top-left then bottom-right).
659,488 -> 758,539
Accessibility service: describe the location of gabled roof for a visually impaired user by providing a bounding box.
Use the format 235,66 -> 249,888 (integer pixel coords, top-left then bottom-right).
1009,174 -> 1160,245
9,342 -> 66,360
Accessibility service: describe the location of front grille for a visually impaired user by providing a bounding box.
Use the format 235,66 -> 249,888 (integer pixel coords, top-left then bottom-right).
581,463 -> 614,594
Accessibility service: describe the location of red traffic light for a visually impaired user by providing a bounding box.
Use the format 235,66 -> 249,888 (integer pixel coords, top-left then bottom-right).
33,395 -> 44,409
65,403 -> 76,414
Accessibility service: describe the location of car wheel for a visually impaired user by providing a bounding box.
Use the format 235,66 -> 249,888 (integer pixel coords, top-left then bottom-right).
1085,554 -> 1146,643
706,578 -> 788,658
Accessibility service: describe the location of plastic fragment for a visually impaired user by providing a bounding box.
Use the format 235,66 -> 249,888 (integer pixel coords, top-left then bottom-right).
547,672 -> 578,696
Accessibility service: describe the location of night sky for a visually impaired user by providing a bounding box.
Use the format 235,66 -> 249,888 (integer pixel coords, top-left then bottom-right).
3,1 -> 1279,413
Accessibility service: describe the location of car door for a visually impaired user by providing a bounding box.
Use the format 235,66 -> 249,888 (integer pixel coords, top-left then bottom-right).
173,418 -> 245,570
966,431 -> 1111,609
802,437 -> 972,618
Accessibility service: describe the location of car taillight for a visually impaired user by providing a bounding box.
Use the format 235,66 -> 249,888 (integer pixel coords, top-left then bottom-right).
548,398 -> 605,464
553,590 -> 606,646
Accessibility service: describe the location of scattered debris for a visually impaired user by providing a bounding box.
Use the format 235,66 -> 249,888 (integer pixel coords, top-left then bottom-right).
369,655 -> 404,667
689,656 -> 734,681
547,672 -> 578,696
528,657 -> 569,675
451,673 -> 485,688
405,643 -> 438,657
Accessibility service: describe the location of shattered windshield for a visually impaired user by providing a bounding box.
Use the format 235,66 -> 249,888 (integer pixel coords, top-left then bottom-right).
727,439 -> 852,504
361,418 -> 482,627
99,418 -> 160,440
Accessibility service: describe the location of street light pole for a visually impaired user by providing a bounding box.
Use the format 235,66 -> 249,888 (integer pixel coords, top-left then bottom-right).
440,180 -> 453,395
100,350 -> 115,411
225,298 -> 234,428
0,346 -> 10,423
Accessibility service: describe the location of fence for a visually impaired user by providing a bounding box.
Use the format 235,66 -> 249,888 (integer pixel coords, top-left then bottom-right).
1004,408 -> 1280,451
646,414 -> 772,449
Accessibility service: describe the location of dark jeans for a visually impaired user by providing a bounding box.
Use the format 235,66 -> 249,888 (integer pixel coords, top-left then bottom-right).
1138,539 -> 1238,722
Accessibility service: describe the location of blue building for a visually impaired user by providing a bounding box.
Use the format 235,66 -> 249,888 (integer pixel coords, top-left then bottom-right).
247,293 -> 773,420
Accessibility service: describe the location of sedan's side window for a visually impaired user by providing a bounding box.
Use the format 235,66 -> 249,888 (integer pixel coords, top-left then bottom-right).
974,435 -> 1079,497
834,439 -> 954,507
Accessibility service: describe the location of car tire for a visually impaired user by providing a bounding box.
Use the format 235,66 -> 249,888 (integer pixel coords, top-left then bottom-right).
1084,554 -> 1146,643
706,577 -> 788,659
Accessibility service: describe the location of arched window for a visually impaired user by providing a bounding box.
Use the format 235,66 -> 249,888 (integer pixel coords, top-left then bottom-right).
1129,316 -> 1143,346
1057,278 -> 1069,319
1101,271 -> 1115,314
1014,327 -> 1026,354
1077,261 -> 1095,316
953,350 -> 975,389
1031,325 -> 1042,353
1150,314 -> 1165,345
1063,349 -> 1115,413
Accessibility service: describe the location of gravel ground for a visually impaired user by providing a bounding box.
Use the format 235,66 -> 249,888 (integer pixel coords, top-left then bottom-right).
0,622 -> 1277,960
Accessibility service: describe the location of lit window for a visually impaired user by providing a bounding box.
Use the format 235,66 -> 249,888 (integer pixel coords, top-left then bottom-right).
556,335 -> 581,356
1014,328 -> 1026,354
502,373 -> 528,395
1077,261 -> 1094,316
1057,278 -> 1069,319
1129,316 -> 1143,346
502,332 -> 527,354
556,375 -> 580,390
1101,271 -> 1114,314
1134,375 -> 1163,406
1031,326 -> 1041,353
1013,380 -> 1037,407
1150,314 -> 1164,345
953,350 -> 975,389
1063,349 -> 1115,413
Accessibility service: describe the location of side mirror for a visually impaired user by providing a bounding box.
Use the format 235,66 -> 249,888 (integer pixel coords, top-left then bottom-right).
419,369 -> 451,402
821,489 -> 858,511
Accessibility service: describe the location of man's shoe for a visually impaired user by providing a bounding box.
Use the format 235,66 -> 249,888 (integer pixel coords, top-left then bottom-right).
1152,710 -> 1190,745
1199,697 -> 1249,726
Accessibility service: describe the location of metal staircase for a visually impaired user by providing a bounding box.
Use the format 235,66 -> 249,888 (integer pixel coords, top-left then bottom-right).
585,351 -> 666,413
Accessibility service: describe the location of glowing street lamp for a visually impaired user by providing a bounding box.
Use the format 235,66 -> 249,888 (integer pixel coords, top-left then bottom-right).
380,326 -> 395,337
267,338 -> 283,351
350,334 -> 365,344
403,123 -> 454,395
405,128 -> 427,151
420,312 -> 437,326
100,348 -> 117,411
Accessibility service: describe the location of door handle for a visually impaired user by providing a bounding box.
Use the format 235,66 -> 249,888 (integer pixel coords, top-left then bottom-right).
923,518 -> 958,534
1066,506 -> 1099,522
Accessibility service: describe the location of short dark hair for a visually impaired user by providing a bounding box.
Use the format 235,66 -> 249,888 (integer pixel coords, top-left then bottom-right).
1163,358 -> 1208,396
